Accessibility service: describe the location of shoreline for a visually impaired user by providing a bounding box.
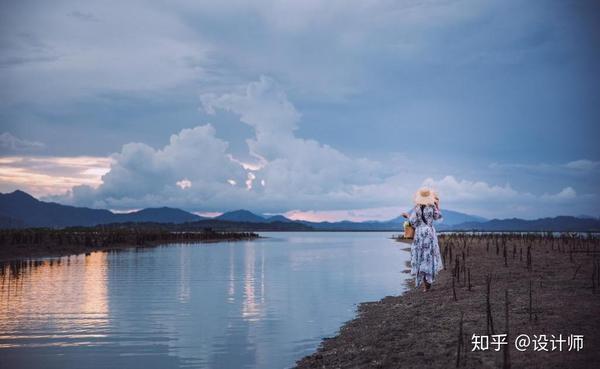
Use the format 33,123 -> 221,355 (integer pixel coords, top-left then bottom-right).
295,234 -> 600,369
0,229 -> 260,262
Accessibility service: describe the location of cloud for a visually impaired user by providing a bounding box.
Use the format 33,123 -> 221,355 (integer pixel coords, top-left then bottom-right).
67,10 -> 100,22
489,159 -> 600,173
0,0 -> 512,106
0,1 -> 208,105
422,175 -> 599,218
0,132 -> 45,153
201,76 -> 301,136
176,178 -> 192,190
201,76 -> 393,209
58,124 -> 249,209
420,175 -> 531,217
541,186 -> 577,202
423,175 -> 521,202
52,77 -> 407,211
565,159 -> 599,171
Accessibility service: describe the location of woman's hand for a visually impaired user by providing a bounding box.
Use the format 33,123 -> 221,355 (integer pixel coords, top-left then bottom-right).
402,212 -> 410,219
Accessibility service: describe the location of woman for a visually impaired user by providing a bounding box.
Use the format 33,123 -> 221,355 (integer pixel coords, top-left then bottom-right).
402,188 -> 443,291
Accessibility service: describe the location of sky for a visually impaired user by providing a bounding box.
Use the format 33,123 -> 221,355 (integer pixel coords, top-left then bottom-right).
1,0 -> 599,221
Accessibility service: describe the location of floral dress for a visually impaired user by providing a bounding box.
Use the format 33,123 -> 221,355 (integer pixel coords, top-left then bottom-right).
409,205 -> 443,287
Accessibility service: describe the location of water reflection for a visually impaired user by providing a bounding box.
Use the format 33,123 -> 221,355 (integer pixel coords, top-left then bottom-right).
0,252 -> 108,348
242,246 -> 265,321
0,232 -> 410,369
178,247 -> 191,303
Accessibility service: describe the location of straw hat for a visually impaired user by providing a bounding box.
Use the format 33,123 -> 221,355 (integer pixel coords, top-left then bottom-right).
414,187 -> 436,205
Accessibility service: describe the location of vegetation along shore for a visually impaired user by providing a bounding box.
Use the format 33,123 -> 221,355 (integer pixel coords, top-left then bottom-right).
295,233 -> 600,369
0,226 -> 259,261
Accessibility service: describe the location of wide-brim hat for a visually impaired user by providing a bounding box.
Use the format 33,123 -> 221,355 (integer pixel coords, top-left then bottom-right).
414,187 -> 436,205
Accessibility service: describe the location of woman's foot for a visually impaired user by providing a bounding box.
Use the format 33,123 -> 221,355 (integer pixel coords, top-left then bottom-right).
422,277 -> 432,292
424,281 -> 431,291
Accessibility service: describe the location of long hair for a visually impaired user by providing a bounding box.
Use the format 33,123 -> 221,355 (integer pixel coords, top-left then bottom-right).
420,205 -> 427,224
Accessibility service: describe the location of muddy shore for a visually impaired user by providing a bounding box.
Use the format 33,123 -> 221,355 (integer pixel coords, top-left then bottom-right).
295,234 -> 600,369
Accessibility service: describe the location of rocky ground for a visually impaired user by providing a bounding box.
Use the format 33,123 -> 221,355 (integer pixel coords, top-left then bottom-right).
295,233 -> 600,369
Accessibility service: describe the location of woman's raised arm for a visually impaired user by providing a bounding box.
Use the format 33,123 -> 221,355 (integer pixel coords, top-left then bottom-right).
433,205 -> 443,221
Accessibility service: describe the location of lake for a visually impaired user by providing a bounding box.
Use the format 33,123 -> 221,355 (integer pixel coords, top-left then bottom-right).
0,232 -> 411,369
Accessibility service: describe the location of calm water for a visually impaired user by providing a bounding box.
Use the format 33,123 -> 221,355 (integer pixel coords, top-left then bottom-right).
0,232 -> 410,369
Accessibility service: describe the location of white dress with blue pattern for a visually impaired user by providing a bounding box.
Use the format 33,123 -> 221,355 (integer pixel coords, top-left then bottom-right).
409,205 -> 443,286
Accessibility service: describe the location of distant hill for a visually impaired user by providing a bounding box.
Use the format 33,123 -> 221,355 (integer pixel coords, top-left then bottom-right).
453,216 -> 600,232
436,209 -> 487,226
386,209 -> 486,227
116,207 -> 205,223
266,214 -> 294,223
0,190 -> 203,228
0,190 -> 115,228
216,209 -> 266,223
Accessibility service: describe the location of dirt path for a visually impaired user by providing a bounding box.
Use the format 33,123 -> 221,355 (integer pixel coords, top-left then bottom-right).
295,234 -> 600,369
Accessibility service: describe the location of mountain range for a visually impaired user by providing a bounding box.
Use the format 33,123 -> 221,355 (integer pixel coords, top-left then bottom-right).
1,190 -> 599,231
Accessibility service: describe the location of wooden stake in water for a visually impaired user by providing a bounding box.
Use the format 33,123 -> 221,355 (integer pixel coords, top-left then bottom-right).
468,268 -> 472,291
453,275 -> 457,301
486,274 -> 495,335
529,280 -> 533,322
593,261 -> 597,294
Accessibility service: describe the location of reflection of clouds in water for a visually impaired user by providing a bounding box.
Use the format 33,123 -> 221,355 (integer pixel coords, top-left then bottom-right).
178,247 -> 191,303
242,246 -> 266,321
0,252 -> 109,348
228,246 -> 235,303
207,244 -> 269,369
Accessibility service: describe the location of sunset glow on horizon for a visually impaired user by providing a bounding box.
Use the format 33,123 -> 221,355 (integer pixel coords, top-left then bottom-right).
0,156 -> 111,198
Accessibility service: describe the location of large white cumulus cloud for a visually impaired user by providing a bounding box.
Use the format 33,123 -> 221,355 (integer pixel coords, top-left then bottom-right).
62,124 -> 250,209
59,77 -> 407,212
201,76 -> 389,209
